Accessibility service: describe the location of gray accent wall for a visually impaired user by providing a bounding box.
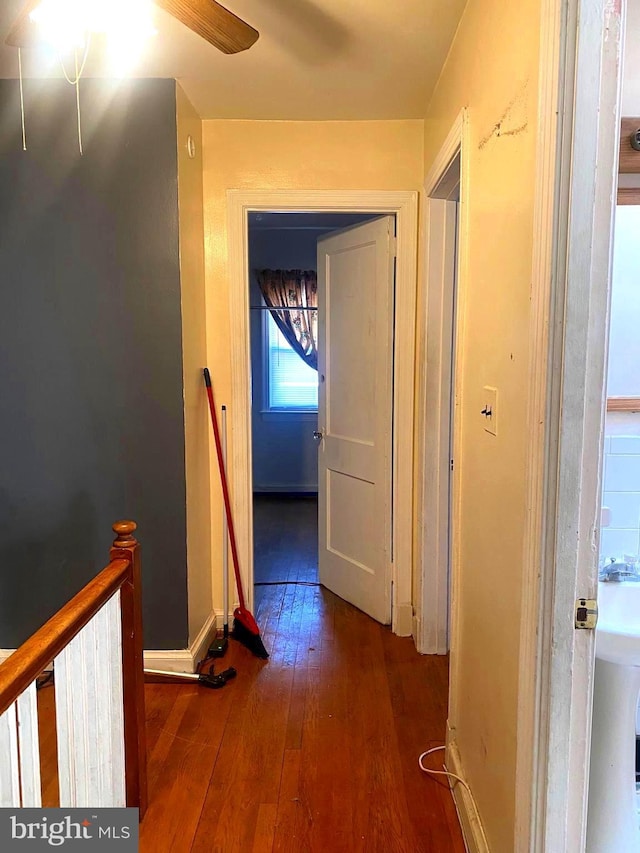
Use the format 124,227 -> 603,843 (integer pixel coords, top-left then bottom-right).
0,78 -> 188,649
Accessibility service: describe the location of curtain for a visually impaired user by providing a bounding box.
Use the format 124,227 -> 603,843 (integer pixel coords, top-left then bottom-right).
256,269 -> 318,370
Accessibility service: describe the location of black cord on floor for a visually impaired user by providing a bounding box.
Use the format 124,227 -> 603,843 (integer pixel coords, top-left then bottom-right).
254,581 -> 321,587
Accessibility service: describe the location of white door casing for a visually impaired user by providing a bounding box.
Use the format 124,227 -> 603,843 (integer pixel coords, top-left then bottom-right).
317,216 -> 395,624
226,190 -> 418,636
517,0 -> 625,850
420,198 -> 458,655
417,115 -> 467,657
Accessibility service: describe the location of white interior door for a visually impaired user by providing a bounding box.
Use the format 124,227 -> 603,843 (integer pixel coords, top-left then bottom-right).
316,216 -> 395,624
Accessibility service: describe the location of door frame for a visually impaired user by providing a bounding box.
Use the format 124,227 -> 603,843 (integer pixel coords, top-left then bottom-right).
226,189 -> 418,634
415,110 -> 467,657
522,0 -> 624,848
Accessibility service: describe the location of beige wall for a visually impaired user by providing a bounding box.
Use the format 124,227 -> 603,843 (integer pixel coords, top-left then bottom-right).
421,0 -> 541,849
201,119 -> 424,609
176,85 -> 213,644
196,15 -> 541,841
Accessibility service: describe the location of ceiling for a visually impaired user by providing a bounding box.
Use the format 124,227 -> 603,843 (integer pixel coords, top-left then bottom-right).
0,0 -> 468,120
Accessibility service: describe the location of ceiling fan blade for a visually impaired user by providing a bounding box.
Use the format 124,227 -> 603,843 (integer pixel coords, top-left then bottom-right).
154,0 -> 259,54
5,0 -> 259,53
5,0 -> 42,48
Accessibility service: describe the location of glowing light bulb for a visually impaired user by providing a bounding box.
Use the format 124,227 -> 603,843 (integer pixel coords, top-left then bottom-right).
30,0 -> 91,51
103,0 -> 157,75
29,0 -> 156,67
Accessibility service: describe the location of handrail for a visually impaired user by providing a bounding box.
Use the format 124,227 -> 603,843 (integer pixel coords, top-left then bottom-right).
0,520 -> 147,816
0,558 -> 131,718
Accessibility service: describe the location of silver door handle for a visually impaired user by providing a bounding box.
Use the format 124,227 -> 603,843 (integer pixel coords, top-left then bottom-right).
313,430 -> 324,441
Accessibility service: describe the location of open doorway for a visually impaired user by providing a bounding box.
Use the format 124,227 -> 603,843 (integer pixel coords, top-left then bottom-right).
247,212 -> 377,598
417,116 -> 465,662
227,190 -> 418,638
587,148 -> 640,850
414,116 -> 482,840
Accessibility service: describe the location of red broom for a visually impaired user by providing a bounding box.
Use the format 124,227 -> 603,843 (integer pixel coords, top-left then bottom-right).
203,368 -> 269,659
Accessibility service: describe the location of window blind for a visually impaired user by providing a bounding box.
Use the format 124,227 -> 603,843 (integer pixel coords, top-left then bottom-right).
267,314 -> 318,410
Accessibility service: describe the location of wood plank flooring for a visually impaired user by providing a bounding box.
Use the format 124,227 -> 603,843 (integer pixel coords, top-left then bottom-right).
253,494 -> 318,584
139,584 -> 465,852
34,496 -> 464,850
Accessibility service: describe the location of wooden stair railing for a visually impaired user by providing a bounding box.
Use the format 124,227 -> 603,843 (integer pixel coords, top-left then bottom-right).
0,520 -> 147,817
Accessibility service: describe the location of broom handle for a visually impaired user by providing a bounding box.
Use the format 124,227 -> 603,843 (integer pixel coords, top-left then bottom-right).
203,368 -> 247,612
221,405 -> 229,636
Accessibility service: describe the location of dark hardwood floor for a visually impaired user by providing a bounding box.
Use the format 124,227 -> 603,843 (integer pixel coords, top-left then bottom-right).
36,591 -> 463,851
253,494 -> 318,585
137,493 -> 463,850
35,494 -> 463,850
139,584 -> 464,852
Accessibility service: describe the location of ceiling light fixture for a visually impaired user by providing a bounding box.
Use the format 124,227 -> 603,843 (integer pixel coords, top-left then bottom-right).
17,0 -> 156,154
29,0 -> 156,56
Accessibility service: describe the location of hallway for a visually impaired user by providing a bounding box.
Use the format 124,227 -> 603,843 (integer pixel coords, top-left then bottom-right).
253,494 -> 319,585
139,583 -> 464,851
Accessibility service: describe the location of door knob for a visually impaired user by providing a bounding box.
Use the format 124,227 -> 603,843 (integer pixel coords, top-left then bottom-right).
313,430 -> 324,441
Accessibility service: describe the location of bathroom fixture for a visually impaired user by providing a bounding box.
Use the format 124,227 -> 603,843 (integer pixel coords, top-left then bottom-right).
600,559 -> 640,583
587,582 -> 640,852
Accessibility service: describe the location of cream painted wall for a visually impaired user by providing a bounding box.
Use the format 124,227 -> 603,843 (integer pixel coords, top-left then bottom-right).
421,0 -> 541,850
202,119 -> 424,611
176,85 -> 214,645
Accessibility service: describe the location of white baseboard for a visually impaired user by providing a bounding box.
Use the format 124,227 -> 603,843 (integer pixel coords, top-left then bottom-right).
446,729 -> 489,853
145,610 -> 218,673
413,615 -> 449,655
415,618 -> 449,656
214,607 -> 234,625
412,614 -> 422,652
188,610 -> 218,669
0,610 -> 219,677
394,601 -> 413,637
143,649 -> 194,673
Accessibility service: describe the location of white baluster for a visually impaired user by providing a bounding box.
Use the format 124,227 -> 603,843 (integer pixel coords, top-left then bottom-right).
55,591 -> 126,807
103,591 -> 125,804
17,681 -> 42,807
0,702 -> 21,806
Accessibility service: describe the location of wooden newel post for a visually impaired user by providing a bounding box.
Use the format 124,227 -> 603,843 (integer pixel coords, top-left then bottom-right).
110,520 -> 148,818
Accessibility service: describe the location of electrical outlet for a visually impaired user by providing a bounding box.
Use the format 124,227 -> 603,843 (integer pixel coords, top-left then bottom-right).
481,386 -> 498,436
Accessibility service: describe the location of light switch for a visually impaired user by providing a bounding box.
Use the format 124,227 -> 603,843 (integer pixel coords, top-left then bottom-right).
481,386 -> 498,436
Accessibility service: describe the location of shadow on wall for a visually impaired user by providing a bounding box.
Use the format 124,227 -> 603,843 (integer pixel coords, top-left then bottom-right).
264,0 -> 353,65
0,490 -> 102,648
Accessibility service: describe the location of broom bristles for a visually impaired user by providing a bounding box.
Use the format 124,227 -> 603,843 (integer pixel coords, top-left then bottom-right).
234,604 -> 260,635
232,617 -> 269,659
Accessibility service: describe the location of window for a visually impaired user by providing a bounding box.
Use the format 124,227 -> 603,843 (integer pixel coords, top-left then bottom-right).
266,312 -> 318,410
606,202 -> 640,412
